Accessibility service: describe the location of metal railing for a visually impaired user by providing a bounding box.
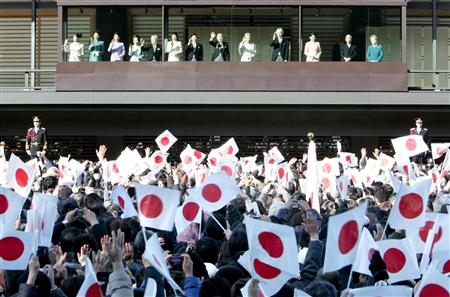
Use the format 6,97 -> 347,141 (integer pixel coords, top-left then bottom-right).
408,69 -> 450,91
0,68 -> 56,90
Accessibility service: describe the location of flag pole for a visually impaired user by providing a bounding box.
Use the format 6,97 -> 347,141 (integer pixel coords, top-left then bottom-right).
208,212 -> 226,233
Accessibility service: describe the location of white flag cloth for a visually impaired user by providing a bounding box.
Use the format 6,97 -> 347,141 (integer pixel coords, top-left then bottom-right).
431,143 -> 449,160
180,145 -> 202,173
352,227 -> 378,276
416,264 -> 450,297
388,177 -> 432,231
240,155 -> 258,174
361,158 -> 378,187
6,154 -> 36,198
174,197 -> 202,234
293,289 -> 312,297
188,171 -> 240,213
57,156 -> 73,185
319,174 -> 336,193
135,184 -> 180,231
238,216 -> 299,296
306,140 -> 320,211
218,157 -> 236,178
207,149 -> 222,169
115,147 -> 142,177
218,138 -> 239,157
420,213 -> 449,273
277,162 -> 293,188
350,285 -> 412,297
391,135 -> 429,158
406,212 -> 441,254
0,230 -> 33,270
323,201 -> 368,273
28,193 -> 58,247
338,152 -> 358,168
346,168 -> 363,188
267,146 -> 285,163
143,278 -> 157,297
110,185 -> 138,219
148,151 -> 168,173
377,152 -> 396,172
143,233 -> 184,294
318,157 -> 340,177
0,160 -> 8,186
0,186 -> 26,235
194,168 -> 208,186
336,175 -> 349,200
155,130 -> 177,153
76,257 -> 103,297
379,238 -> 420,284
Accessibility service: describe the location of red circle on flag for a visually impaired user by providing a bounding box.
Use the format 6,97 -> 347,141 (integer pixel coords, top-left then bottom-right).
405,138 -> 417,151
210,158 -> 217,166
278,168 -> 285,179
442,259 -> 450,274
432,173 -> 438,183
322,177 -> 331,189
258,231 -> 283,258
419,284 -> 449,297
0,236 -> 24,261
338,220 -> 358,254
322,163 -> 332,174
221,165 -> 233,177
201,184 -> 222,202
403,165 -> 409,175
383,248 -> 406,273
113,163 -> 119,174
253,258 -> 281,279
140,195 -> 163,218
339,181 -> 344,191
0,194 -> 8,215
269,159 -> 275,165
436,147 -> 445,156
154,155 -> 163,164
182,202 -> 200,221
227,146 -> 234,155
118,196 -> 125,209
86,283 -> 103,297
194,150 -> 202,159
160,136 -> 170,146
184,156 -> 193,165
398,193 -> 423,219
15,168 -> 28,188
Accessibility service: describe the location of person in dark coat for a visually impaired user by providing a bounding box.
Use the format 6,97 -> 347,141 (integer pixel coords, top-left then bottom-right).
270,28 -> 289,61
410,117 -> 430,164
141,35 -> 162,61
340,34 -> 357,62
185,33 -> 203,62
25,115 -> 48,159
209,32 -> 230,62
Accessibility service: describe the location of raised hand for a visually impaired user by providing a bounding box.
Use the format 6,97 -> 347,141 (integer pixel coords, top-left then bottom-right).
123,242 -> 134,263
26,255 -> 40,285
92,250 -> 109,273
104,229 -> 125,271
303,211 -> 320,240
95,145 -> 107,162
77,244 -> 91,266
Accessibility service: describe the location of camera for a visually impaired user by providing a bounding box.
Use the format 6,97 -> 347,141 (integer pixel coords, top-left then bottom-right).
168,255 -> 183,271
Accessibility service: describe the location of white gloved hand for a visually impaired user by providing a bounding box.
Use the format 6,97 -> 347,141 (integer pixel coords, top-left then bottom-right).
26,150 -> 31,156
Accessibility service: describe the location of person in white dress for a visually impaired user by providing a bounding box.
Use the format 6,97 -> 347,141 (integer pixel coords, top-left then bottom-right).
239,32 -> 256,62
166,32 -> 182,62
304,32 -> 322,62
63,33 -> 84,62
128,35 -> 143,62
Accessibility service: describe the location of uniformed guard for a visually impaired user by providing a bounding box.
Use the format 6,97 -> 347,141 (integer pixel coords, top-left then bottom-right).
25,115 -> 48,159
409,117 -> 429,164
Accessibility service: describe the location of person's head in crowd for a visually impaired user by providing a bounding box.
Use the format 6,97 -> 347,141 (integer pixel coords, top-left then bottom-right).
132,34 -> 141,45
32,115 -> 41,128
304,280 -> 337,297
171,32 -> 179,42
199,276 -> 231,297
72,33 -> 82,42
150,34 -> 158,45
189,33 -> 198,44
415,117 -> 424,129
345,34 -> 352,44
217,33 -> 224,43
92,30 -> 100,41
113,32 -> 120,42
242,32 -> 251,43
369,34 -> 378,45
61,275 -> 84,297
275,28 -> 284,38
309,32 -> 317,42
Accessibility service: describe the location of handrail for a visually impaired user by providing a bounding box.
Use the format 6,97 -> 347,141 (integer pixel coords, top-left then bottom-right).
0,68 -> 56,90
408,69 -> 450,74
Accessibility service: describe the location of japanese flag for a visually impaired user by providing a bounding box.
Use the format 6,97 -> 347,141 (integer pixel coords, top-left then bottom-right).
391,135 -> 429,158
238,216 -> 299,296
194,168 -> 208,186
240,155 -> 258,174
406,212 -> 441,254
379,238 -> 420,283
155,130 -> 177,153
264,156 -> 278,182
388,177 -> 432,231
174,197 -> 202,234
277,162 -> 293,188
143,232 -> 184,294
0,160 -> 8,186
323,200 -> 367,273
110,185 -> 138,219
318,158 -> 340,177
0,187 -> 26,235
57,156 -> 73,185
115,147 -> 142,177
306,140 -> 320,211
28,193 -> 58,247
320,174 -> 336,193
188,171 -> 240,213
431,143 -> 449,160
267,146 -> 285,163
25,158 -> 39,171
143,278 -> 157,297
149,151 -> 168,173
394,153 -> 416,180
336,175 -> 349,200
338,152 -> 358,168
135,184 -> 180,231
350,285 -> 412,297
346,168 -> 363,188
218,138 -> 239,157
431,253 -> 450,275
218,157 -> 236,178
105,161 -> 121,185
415,263 -> 450,297
361,158 -> 378,187
180,145 -> 203,172
6,154 -> 36,198
76,256 -> 103,297
420,213 -> 449,272
352,227 -> 378,276
207,149 -> 222,169
0,230 -> 33,270
377,152 -> 396,172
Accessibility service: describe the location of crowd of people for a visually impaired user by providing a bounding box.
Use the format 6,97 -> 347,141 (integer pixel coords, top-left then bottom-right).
0,117 -> 448,297
63,28 -> 384,63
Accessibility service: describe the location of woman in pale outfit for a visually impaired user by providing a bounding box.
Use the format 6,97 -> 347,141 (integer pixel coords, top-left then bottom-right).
108,33 -> 125,62
367,34 -> 384,62
166,32 -> 183,62
238,32 -> 257,62
304,32 -> 322,62
63,33 -> 84,62
128,34 -> 143,62
88,31 -> 104,62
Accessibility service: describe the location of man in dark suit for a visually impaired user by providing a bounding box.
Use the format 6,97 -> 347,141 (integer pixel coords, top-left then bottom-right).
141,35 -> 162,61
209,32 -> 230,61
25,115 -> 48,159
410,117 -> 430,164
185,33 -> 203,62
270,28 -> 289,62
340,34 -> 357,62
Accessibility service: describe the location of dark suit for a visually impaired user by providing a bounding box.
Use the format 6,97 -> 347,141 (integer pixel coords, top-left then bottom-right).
141,43 -> 162,61
209,39 -> 230,61
25,127 -> 48,158
270,37 -> 289,61
410,127 -> 430,164
185,42 -> 203,61
340,43 -> 357,61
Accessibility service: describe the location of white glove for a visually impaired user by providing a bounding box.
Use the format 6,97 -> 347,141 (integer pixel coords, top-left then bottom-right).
26,150 -> 31,156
